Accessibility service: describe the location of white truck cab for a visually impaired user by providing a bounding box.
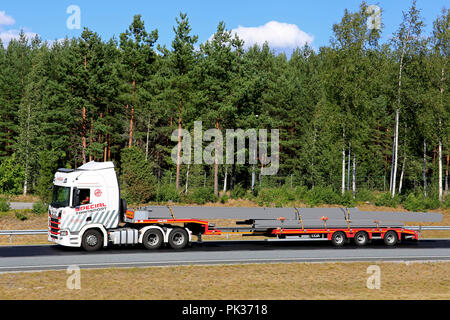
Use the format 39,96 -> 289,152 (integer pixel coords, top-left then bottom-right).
49,161 -> 194,252
48,161 -> 123,250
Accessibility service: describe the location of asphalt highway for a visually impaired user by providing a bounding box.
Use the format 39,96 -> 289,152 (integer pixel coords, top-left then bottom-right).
1,238 -> 449,272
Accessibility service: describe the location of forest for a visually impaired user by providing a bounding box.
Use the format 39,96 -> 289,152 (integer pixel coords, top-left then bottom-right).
0,1 -> 448,209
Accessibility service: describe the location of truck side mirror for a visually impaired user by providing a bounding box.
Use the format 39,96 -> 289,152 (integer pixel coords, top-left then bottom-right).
72,188 -> 80,207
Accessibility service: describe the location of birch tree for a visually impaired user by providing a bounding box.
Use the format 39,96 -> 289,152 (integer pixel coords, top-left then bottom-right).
390,0 -> 425,197
431,8 -> 449,201
329,2 -> 381,195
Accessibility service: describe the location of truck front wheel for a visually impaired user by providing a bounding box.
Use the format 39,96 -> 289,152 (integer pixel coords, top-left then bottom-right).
81,229 -> 103,252
168,228 -> 188,249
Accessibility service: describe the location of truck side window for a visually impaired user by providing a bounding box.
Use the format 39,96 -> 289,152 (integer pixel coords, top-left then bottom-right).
79,189 -> 91,205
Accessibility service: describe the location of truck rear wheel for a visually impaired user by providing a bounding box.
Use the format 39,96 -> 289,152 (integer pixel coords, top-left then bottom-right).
331,231 -> 346,247
354,231 -> 369,246
383,230 -> 398,246
81,229 -> 103,252
143,229 -> 163,250
168,228 -> 188,249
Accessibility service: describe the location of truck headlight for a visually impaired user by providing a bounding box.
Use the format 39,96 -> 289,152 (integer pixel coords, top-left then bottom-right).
60,230 -> 69,236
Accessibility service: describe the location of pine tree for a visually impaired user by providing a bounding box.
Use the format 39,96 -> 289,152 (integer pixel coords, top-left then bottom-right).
197,21 -> 243,195
16,43 -> 48,195
167,12 -> 198,190
119,15 -> 158,149
0,31 -> 32,159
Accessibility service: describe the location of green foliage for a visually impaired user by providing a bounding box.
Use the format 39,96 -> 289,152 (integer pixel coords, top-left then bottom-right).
154,184 -> 180,202
294,186 -> 309,196
444,196 -> 450,209
14,210 -> 28,221
0,198 -> 10,212
230,183 -> 246,200
0,155 -> 25,195
305,186 -> 341,206
256,186 -> 296,207
32,200 -> 48,215
402,193 -> 440,212
338,191 -> 356,207
189,187 -> 217,205
374,192 -> 401,208
36,150 -> 59,203
120,147 -> 157,204
0,8 -> 447,205
355,188 -> 375,202
251,186 -> 357,207
220,194 -> 229,204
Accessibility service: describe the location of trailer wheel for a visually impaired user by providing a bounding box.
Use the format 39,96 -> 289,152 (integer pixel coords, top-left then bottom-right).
331,231 -> 346,247
143,229 -> 164,250
168,228 -> 188,249
354,231 -> 369,246
383,230 -> 398,246
81,229 -> 103,252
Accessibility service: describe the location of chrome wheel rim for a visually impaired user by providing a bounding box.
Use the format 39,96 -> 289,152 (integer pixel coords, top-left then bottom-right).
335,234 -> 344,244
356,234 -> 366,243
148,234 -> 159,246
86,234 -> 98,246
386,234 -> 395,243
173,233 -> 185,245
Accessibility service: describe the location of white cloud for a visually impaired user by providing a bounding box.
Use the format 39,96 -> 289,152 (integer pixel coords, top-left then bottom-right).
0,11 -> 15,26
0,29 -> 38,47
231,21 -> 314,50
0,11 -> 40,48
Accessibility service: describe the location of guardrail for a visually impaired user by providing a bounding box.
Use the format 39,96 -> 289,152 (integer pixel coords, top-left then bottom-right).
0,230 -> 47,243
408,226 -> 450,231
1,226 -> 450,244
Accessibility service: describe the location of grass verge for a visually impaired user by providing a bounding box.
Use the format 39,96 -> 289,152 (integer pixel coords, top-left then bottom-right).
0,262 -> 449,300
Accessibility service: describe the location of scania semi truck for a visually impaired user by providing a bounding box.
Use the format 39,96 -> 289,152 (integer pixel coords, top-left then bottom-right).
48,161 -> 443,251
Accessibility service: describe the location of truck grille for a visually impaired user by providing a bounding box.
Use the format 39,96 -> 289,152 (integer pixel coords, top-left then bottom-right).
49,216 -> 60,235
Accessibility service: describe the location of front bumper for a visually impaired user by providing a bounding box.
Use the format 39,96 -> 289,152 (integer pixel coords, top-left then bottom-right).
48,232 -> 81,247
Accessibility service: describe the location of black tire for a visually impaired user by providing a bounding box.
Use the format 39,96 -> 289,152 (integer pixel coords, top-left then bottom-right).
354,231 -> 369,246
81,229 -> 103,252
168,228 -> 189,249
331,231 -> 346,247
143,228 -> 164,250
383,230 -> 399,246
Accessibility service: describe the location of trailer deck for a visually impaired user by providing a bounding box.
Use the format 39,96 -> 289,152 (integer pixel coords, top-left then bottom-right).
123,206 -> 443,246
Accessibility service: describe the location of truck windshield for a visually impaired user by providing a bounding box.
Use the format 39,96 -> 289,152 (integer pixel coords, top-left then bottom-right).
51,186 -> 70,208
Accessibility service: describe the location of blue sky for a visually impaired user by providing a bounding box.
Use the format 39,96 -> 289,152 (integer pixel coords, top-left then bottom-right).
0,0 -> 448,51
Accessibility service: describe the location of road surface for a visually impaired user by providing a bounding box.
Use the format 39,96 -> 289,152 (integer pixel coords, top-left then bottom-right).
0,238 -> 449,272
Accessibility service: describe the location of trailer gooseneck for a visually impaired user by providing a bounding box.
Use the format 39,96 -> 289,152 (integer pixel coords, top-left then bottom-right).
48,161 -> 443,251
